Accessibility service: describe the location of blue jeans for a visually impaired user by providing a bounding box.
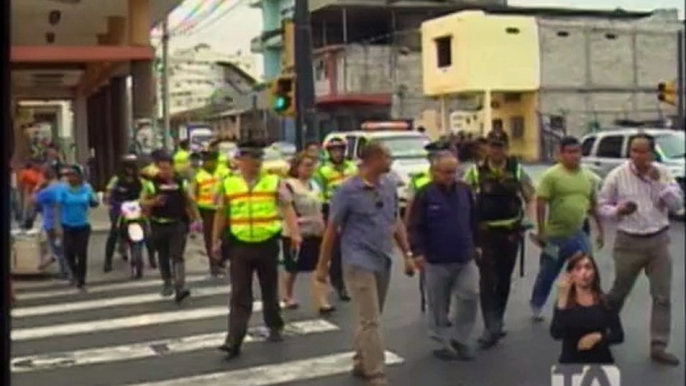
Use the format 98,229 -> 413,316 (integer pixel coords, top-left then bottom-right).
530,229 -> 592,310
46,229 -> 71,279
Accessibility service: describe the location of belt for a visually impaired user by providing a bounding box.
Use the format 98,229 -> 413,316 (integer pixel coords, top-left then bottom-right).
619,226 -> 669,238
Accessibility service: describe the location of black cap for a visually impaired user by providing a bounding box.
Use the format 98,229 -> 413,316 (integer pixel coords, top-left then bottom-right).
237,140 -> 266,158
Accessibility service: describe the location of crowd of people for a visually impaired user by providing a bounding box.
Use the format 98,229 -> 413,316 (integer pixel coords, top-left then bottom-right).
10,130 -> 684,386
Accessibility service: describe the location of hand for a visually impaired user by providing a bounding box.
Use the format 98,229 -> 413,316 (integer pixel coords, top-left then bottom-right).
617,201 -> 637,216
413,255 -> 426,271
577,332 -> 602,351
211,240 -> 222,261
290,234 -> 303,252
556,273 -> 573,296
403,256 -> 416,277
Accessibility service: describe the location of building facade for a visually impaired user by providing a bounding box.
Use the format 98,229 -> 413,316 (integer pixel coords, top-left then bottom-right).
422,8 -> 683,161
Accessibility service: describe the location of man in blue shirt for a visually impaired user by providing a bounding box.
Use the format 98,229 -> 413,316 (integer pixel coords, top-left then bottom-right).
315,142 -> 413,386
407,152 -> 480,361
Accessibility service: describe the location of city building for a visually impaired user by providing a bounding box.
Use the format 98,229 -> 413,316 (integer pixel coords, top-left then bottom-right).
164,44 -> 257,115
421,8 -> 682,161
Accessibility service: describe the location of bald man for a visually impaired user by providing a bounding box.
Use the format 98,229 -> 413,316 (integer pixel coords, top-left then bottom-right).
406,153 -> 480,361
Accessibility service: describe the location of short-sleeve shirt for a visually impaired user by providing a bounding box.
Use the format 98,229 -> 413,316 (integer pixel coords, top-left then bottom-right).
55,182 -> 96,227
329,175 -> 399,273
536,164 -> 595,237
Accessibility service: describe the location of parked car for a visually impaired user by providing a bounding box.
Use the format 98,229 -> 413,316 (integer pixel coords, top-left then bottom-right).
580,127 -> 685,218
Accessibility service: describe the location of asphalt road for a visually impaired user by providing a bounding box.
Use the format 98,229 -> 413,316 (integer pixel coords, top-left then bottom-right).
10,219 -> 685,386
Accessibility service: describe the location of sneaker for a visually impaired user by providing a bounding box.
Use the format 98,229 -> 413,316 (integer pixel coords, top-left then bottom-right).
651,349 -> 680,366
478,333 -> 500,350
161,285 -> 174,297
531,305 -> 544,322
450,341 -> 476,361
175,289 -> 191,304
267,329 -> 284,342
218,343 -> 241,360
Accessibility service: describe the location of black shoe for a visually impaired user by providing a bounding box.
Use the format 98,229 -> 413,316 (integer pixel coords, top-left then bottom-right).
450,341 -> 476,361
338,289 -> 351,302
103,263 -> 113,273
432,348 -> 459,361
218,343 -> 241,360
175,289 -> 191,304
161,284 -> 174,297
319,306 -> 336,316
267,329 -> 284,342
478,334 -> 500,350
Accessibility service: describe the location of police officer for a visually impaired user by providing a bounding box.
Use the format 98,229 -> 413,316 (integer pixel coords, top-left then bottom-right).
190,150 -> 228,277
462,138 -> 535,349
212,141 -> 302,360
173,140 -> 192,178
141,153 -> 201,303
407,140 -> 453,202
315,138 -> 357,301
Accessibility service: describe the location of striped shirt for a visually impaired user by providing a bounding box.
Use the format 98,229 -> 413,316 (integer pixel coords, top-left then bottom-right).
598,161 -> 683,235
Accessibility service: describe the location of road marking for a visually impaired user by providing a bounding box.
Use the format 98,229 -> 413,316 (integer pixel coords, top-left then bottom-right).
12,303 -> 262,341
127,351 -> 404,386
11,319 -> 339,373
16,275 -> 218,301
13,286 -> 231,318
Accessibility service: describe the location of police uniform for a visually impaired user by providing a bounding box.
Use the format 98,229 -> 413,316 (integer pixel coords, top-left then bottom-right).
218,143 -> 291,359
462,138 -> 534,347
408,140 -> 452,198
193,151 -> 229,276
314,139 -> 357,301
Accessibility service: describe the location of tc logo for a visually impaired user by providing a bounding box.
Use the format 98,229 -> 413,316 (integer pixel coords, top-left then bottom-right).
551,365 -> 620,386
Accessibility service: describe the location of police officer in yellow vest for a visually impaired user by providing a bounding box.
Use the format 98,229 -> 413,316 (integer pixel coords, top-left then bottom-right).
462,138 -> 535,349
211,141 -> 302,360
407,140 -> 453,206
173,140 -> 192,178
314,137 -> 357,301
190,150 -> 228,277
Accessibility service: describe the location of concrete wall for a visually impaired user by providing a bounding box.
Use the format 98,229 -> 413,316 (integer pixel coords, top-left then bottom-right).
537,10 -> 683,137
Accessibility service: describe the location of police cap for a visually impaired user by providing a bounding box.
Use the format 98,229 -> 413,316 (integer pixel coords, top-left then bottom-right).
237,140 -> 266,159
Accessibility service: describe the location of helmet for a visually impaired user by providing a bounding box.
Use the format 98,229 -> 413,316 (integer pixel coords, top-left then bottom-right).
121,153 -> 138,164
324,137 -> 347,151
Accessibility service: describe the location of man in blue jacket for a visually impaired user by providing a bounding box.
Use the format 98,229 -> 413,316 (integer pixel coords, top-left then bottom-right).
407,152 -> 480,361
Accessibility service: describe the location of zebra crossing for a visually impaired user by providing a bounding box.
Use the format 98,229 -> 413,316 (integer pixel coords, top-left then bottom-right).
11,275 -> 405,386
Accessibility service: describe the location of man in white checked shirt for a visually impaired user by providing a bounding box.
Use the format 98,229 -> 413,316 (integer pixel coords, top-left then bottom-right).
598,133 -> 684,366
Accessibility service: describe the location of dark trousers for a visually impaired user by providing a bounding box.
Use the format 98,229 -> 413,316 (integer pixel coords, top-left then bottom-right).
105,207 -> 156,267
151,221 -> 188,291
198,207 -> 223,273
477,227 -> 520,336
322,203 -> 346,293
227,237 -> 284,346
63,224 -> 92,287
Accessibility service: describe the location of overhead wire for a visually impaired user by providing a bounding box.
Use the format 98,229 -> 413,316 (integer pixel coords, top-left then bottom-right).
170,0 -> 226,35
173,0 -> 250,37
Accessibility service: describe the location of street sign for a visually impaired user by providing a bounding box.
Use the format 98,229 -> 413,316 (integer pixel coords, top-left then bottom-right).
551,365 -> 620,386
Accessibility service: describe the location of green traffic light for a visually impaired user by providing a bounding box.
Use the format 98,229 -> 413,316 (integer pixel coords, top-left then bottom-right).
274,96 -> 287,111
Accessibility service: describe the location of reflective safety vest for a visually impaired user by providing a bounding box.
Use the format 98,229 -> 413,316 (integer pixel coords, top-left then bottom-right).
223,174 -> 282,243
469,158 -> 523,226
173,150 -> 190,174
410,170 -> 431,193
194,168 -> 223,209
317,161 -> 357,201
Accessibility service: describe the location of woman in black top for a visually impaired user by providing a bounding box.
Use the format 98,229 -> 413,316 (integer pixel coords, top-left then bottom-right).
550,252 -> 624,364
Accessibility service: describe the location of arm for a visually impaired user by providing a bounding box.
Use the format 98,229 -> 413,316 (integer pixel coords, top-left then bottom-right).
518,169 -> 537,221
139,183 -> 157,209
588,186 -> 604,238
318,189 -> 348,269
212,185 -> 227,250
104,176 -> 118,205
183,182 -> 200,222
394,219 -> 411,256
597,171 -> 621,219
600,308 -> 624,346
278,181 -> 301,241
654,167 -> 684,213
187,179 -> 198,203
535,173 -> 555,236
550,307 -> 575,340
407,188 -> 427,257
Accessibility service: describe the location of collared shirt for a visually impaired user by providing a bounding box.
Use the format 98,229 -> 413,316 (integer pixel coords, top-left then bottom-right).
329,175 -> 399,273
598,161 -> 683,235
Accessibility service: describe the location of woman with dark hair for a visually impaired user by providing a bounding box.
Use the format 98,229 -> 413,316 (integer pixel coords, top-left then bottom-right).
550,252 -> 624,364
281,152 -> 334,314
55,165 -> 99,290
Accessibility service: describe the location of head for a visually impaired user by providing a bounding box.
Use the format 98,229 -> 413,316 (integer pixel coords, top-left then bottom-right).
178,140 -> 190,151
288,152 -> 318,179
557,136 -> 582,168
359,142 -> 392,175
202,151 -> 219,171
628,134 -> 656,170
63,165 -> 84,186
565,252 -> 603,305
236,147 -> 264,177
305,142 -> 320,158
487,139 -> 507,163
120,154 -> 139,177
430,152 -> 459,186
155,156 -> 174,180
325,138 -> 347,163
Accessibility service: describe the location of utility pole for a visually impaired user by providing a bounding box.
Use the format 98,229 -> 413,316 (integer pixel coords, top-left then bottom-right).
294,0 -> 315,150
677,30 -> 685,130
161,18 -> 171,151
250,92 -> 258,140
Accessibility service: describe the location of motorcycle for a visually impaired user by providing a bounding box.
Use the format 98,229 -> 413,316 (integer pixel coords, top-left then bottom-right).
119,200 -> 146,279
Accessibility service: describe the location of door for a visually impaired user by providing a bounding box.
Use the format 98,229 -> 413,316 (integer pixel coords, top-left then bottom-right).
580,136 -> 599,174
593,135 -> 626,178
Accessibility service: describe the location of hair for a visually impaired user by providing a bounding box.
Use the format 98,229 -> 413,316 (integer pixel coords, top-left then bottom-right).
288,152 -> 317,178
358,141 -> 388,162
559,136 -> 580,150
305,141 -> 319,149
628,133 -> 656,151
565,252 -> 605,308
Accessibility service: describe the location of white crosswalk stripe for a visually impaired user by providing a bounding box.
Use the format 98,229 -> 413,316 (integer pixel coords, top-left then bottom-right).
12,277 -> 406,386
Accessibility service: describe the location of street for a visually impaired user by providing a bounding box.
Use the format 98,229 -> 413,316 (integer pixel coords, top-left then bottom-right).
10,219 -> 685,386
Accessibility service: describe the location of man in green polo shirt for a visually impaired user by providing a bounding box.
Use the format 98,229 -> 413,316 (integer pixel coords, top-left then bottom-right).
463,138 -> 535,348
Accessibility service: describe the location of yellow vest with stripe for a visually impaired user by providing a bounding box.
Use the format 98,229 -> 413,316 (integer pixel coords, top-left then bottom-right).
173,150 -> 190,174
223,174 -> 281,243
317,161 -> 357,201
194,168 -> 223,210
410,170 -> 431,192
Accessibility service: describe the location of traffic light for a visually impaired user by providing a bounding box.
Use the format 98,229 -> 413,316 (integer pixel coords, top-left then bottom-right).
270,75 -> 295,116
657,81 -> 676,106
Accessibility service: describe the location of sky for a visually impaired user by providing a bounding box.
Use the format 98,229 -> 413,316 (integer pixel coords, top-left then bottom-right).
163,0 -> 684,78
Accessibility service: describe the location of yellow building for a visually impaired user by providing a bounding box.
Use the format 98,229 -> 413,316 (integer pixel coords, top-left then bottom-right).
421,10 -> 541,161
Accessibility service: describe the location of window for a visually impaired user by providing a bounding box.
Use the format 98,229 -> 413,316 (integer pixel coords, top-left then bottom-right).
434,36 -> 452,68
356,137 -> 368,159
510,116 -> 524,140
596,136 -> 624,158
581,137 -> 596,156
345,136 -> 356,159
